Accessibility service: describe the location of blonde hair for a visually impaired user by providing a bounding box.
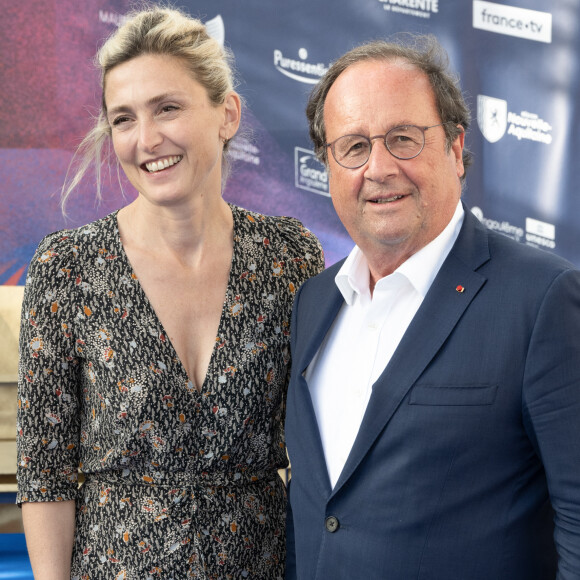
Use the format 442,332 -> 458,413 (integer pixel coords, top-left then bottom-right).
62,6 -> 238,212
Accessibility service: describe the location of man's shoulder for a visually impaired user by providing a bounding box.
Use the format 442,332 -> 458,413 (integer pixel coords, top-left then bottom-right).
291,259 -> 345,333
461,206 -> 577,278
485,225 -> 576,278
300,258 -> 344,293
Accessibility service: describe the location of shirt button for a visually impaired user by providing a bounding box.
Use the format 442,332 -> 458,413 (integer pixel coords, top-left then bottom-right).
325,516 -> 340,533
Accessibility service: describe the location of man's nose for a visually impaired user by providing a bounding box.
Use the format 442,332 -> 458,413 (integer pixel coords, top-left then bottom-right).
364,137 -> 400,181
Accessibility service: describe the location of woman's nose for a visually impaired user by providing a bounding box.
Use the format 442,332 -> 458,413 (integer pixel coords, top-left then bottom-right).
138,118 -> 163,151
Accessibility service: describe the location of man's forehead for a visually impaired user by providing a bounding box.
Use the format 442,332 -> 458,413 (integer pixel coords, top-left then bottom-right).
344,56 -> 417,76
326,60 -> 429,110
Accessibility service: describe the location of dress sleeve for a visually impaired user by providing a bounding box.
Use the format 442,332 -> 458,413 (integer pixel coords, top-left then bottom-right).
523,267 -> 580,578
275,216 -> 325,284
16,233 -> 82,504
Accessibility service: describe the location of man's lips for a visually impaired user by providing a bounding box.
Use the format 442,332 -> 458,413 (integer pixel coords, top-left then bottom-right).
367,194 -> 407,203
142,155 -> 183,173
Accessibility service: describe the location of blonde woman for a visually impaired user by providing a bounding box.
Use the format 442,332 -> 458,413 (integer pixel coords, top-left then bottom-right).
16,7 -> 324,578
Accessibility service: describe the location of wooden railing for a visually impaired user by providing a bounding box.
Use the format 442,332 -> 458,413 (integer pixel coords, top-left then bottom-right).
0,287 -> 23,493
0,287 -> 24,538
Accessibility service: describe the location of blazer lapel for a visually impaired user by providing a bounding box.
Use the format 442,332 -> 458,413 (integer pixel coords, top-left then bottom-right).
293,264 -> 345,374
288,268 -> 346,496
332,208 -> 491,494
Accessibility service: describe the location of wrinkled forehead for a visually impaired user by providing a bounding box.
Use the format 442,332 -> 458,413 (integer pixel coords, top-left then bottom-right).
333,56 -> 423,92
325,60 -> 434,123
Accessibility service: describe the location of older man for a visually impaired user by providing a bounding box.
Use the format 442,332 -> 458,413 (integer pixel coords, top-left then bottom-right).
285,35 -> 580,579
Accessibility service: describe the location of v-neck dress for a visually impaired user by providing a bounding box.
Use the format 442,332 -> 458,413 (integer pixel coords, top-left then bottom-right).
16,204 -> 324,579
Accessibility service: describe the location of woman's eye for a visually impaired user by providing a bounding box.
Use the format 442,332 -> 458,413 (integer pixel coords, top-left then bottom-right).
112,116 -> 130,126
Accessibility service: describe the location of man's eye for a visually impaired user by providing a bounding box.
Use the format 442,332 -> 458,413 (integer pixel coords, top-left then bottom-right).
340,139 -> 368,156
388,128 -> 422,147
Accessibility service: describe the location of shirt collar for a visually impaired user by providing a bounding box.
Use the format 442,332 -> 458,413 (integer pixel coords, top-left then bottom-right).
335,201 -> 465,304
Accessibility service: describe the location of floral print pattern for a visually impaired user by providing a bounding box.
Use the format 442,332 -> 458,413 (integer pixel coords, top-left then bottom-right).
17,204 -> 324,579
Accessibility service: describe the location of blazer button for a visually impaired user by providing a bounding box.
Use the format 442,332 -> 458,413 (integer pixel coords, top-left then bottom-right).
325,516 -> 339,533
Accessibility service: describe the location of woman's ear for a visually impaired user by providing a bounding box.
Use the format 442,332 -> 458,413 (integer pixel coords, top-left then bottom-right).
221,91 -> 241,140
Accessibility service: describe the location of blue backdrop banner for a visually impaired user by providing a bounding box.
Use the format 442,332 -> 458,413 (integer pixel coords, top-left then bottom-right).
1,0 -> 579,283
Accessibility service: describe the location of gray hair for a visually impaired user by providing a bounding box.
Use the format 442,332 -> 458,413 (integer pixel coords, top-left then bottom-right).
306,34 -> 472,182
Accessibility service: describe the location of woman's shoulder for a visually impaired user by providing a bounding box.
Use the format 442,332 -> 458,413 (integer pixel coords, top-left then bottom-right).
230,204 -> 324,260
28,212 -> 119,275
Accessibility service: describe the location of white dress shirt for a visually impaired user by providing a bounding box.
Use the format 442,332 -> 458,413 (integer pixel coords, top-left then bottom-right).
305,202 -> 465,488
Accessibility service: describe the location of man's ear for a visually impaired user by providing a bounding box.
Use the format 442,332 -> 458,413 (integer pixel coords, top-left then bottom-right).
452,125 -> 465,178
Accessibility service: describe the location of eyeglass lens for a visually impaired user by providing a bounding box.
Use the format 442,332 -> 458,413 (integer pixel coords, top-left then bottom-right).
332,125 -> 425,168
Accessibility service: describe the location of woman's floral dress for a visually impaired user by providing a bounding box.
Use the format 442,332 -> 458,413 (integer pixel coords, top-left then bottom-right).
16,204 -> 324,579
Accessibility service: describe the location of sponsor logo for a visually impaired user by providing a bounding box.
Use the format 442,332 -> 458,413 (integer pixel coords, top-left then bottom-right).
99,10 -> 130,27
473,1 -> 552,44
204,15 -> 225,45
477,95 -> 553,145
506,111 -> 553,144
295,148 -> 329,196
471,207 -> 524,242
477,95 -> 507,144
273,48 -> 329,84
377,0 -> 439,19
229,137 -> 260,166
98,11 -> 225,46
525,217 -> 556,249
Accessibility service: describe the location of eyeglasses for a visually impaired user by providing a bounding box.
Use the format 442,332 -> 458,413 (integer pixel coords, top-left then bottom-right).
325,123 -> 452,169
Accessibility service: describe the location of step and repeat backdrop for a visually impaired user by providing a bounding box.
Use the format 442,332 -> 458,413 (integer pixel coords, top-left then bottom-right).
1,0 -> 579,282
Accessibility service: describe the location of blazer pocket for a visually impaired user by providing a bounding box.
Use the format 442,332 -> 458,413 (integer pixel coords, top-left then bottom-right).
409,384 -> 498,406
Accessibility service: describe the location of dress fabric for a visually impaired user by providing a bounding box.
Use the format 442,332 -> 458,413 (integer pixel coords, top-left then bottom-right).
16,204 -> 324,579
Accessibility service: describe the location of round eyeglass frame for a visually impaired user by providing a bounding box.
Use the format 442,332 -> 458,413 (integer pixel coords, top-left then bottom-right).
325,122 -> 454,169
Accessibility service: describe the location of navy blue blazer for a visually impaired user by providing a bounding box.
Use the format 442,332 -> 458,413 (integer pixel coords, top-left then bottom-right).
285,206 -> 580,579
